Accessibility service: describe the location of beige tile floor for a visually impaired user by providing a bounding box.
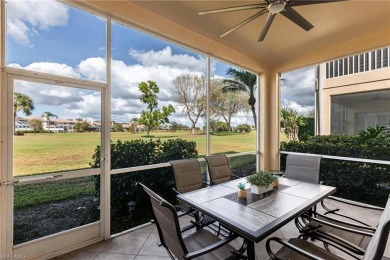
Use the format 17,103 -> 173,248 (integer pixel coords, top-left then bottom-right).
54,199 -> 388,260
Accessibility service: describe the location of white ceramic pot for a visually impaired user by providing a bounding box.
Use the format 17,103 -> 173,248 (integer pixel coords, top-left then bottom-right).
251,184 -> 273,194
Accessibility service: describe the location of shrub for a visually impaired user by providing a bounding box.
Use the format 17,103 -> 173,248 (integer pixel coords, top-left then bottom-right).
298,117 -> 314,141
170,122 -> 190,131
14,130 -> 52,134
280,135 -> 390,207
90,138 -> 198,234
216,121 -> 229,132
236,124 -> 251,133
112,123 -> 124,132
74,121 -> 90,132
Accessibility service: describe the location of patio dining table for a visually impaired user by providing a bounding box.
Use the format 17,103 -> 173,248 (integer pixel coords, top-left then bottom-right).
177,177 -> 336,260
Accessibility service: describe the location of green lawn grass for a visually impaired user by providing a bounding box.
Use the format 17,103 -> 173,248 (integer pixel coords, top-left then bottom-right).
14,177 -> 96,209
13,131 -> 258,209
14,131 -> 257,176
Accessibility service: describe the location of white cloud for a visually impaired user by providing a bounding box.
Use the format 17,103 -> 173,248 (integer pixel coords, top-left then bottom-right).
7,0 -> 69,46
281,99 -> 314,116
64,91 -> 101,119
129,46 -> 207,72
281,66 -> 316,107
10,47 -> 255,126
15,80 -> 82,107
26,62 -> 80,77
78,57 -> 106,82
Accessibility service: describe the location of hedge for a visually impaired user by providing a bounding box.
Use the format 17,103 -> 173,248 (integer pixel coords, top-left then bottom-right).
90,138 -> 198,234
280,135 -> 390,207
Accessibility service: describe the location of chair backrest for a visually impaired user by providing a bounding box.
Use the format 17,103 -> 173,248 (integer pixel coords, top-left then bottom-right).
363,195 -> 390,260
285,154 -> 321,184
170,159 -> 203,193
205,155 -> 231,184
138,183 -> 188,259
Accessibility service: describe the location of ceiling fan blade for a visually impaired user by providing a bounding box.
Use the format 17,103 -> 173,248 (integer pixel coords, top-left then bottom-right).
290,0 -> 347,7
199,3 -> 266,15
220,9 -> 268,37
258,13 -> 276,42
281,7 -> 314,31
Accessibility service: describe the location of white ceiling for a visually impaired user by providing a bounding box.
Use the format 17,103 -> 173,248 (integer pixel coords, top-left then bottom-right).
131,0 -> 390,67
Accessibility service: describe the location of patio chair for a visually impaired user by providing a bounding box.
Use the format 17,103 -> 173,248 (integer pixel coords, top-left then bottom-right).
170,159 -> 216,231
295,196 -> 386,257
320,195 -> 384,227
205,155 -> 239,185
284,153 -> 322,184
170,159 -> 207,194
138,182 -> 247,260
266,194 -> 390,260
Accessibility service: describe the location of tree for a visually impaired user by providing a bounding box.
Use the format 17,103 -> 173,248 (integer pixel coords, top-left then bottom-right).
280,108 -> 305,141
222,68 -> 257,129
74,121 -> 90,132
42,111 -> 58,132
172,74 -> 206,134
138,81 -> 175,136
129,118 -> 139,133
113,123 -> 124,132
28,119 -> 43,134
170,121 -> 190,131
211,79 -> 248,130
14,92 -> 34,134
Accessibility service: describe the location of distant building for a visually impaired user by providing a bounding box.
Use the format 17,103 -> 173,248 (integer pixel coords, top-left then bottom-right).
320,46 -> 390,135
14,118 -> 33,132
14,117 -> 102,132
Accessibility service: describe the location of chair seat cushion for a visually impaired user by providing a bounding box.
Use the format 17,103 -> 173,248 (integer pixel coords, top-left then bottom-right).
274,238 -> 344,260
183,229 -> 237,260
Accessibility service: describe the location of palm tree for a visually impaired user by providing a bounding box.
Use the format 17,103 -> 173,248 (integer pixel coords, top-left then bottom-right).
42,111 -> 58,132
14,92 -> 34,134
280,107 -> 305,141
222,68 -> 258,128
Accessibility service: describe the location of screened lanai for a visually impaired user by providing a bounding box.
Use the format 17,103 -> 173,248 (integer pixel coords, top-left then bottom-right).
0,0 -> 389,259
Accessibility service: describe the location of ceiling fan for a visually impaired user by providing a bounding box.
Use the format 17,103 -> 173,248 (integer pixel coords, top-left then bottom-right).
199,0 -> 346,42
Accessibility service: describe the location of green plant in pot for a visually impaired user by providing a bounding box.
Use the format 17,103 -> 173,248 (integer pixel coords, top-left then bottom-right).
237,182 -> 247,199
246,171 -> 277,194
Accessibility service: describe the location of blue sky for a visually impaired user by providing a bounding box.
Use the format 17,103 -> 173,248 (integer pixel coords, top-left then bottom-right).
8,0 -> 314,126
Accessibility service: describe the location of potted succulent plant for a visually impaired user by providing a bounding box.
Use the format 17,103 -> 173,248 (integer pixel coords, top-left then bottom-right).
272,174 -> 279,188
237,182 -> 247,199
246,171 -> 277,194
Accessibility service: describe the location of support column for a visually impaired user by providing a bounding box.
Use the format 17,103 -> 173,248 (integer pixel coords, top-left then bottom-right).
260,68 -> 280,171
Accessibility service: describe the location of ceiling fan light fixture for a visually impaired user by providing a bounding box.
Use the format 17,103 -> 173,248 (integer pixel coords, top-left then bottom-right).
268,0 -> 286,14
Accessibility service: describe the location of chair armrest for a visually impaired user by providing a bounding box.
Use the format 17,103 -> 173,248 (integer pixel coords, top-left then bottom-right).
321,196 -> 383,226
268,170 -> 285,176
173,188 -> 196,219
326,196 -> 384,211
312,212 -> 376,232
266,237 -> 323,260
308,227 -> 366,256
209,180 -> 218,186
301,214 -> 374,237
231,174 -> 240,179
296,214 -> 373,256
184,233 -> 238,259
203,180 -> 212,186
172,187 -> 180,195
177,207 -> 195,218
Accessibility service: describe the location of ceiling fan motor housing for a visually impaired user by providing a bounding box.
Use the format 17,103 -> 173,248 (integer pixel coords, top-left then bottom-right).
268,0 -> 286,14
